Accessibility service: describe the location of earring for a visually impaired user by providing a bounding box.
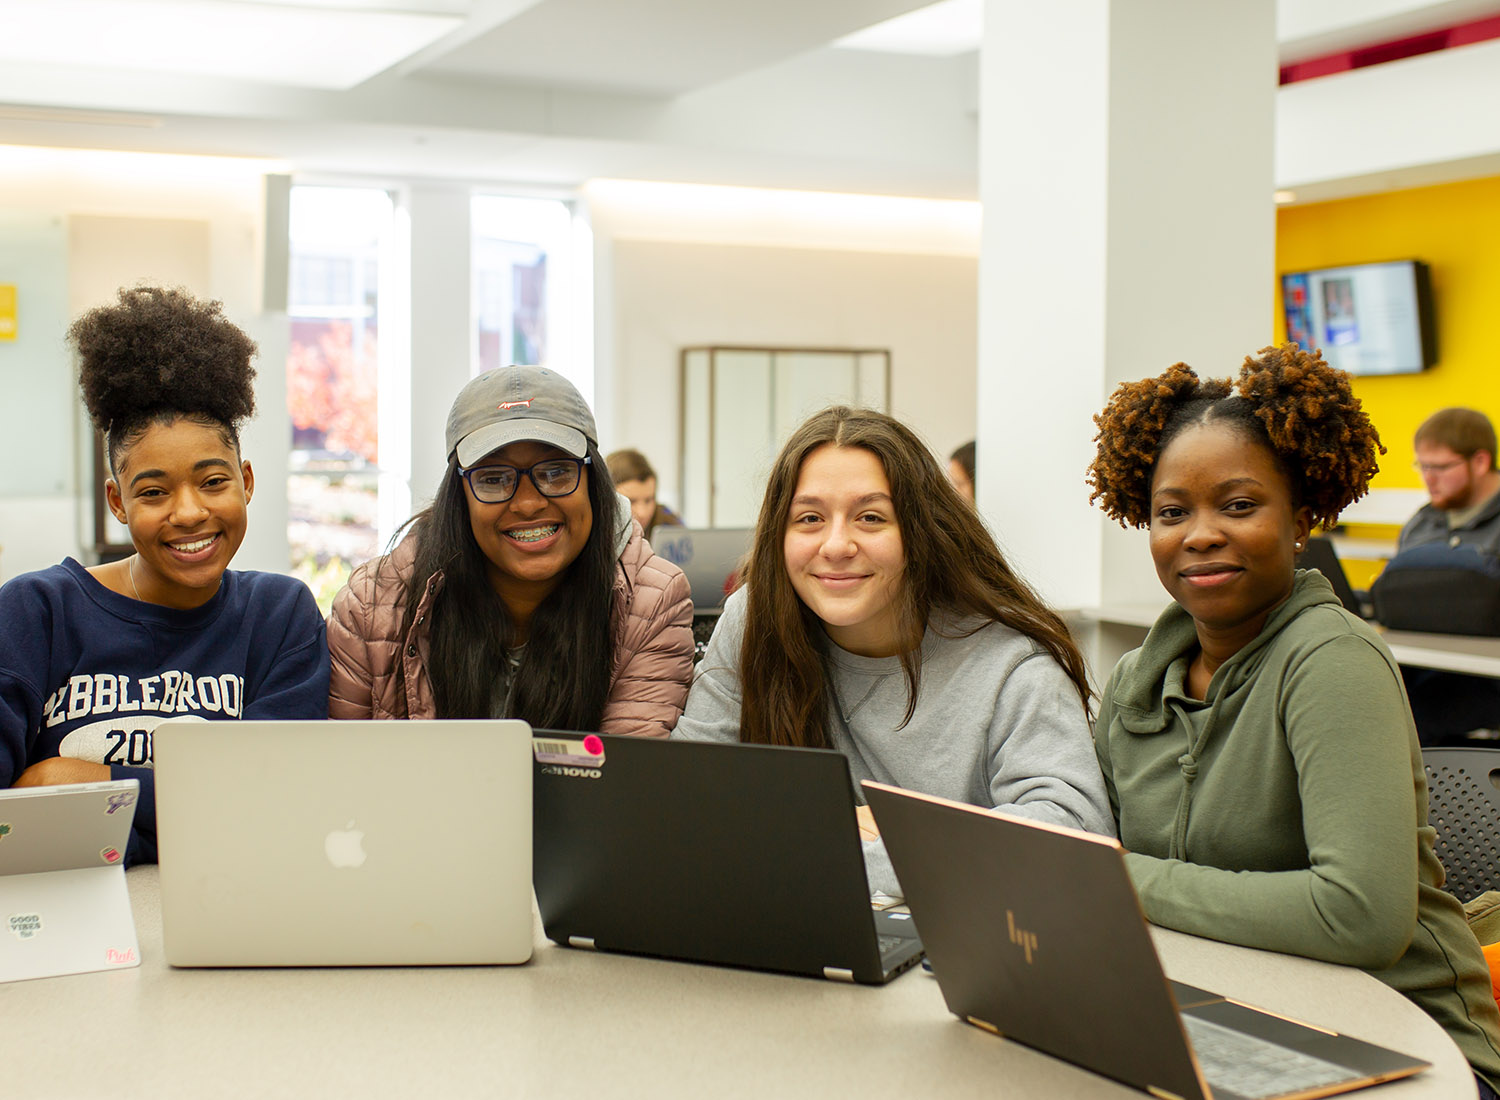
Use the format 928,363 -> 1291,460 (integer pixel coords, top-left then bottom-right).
1294,541 -> 1304,552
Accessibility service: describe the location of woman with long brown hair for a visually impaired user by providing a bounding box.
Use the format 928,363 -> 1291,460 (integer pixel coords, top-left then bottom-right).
673,406 -> 1113,894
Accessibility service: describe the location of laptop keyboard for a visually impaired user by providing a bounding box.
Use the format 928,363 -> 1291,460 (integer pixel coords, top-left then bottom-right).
1183,1015 -> 1361,1100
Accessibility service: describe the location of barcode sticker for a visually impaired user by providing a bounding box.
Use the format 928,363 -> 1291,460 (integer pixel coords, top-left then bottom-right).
533,735 -> 606,767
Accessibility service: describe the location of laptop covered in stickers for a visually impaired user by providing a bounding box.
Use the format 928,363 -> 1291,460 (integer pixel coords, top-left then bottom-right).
0,778 -> 141,983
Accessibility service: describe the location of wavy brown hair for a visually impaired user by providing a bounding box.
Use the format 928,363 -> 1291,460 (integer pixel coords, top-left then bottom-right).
738,407 -> 1092,749
1087,343 -> 1384,530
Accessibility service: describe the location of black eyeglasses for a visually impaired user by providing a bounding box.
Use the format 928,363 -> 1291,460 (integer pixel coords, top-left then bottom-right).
460,456 -> 590,504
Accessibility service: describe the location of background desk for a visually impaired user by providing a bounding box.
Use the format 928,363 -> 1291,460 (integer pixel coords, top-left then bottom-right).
1383,629 -> 1500,679
1076,605 -> 1500,686
5,869 -> 1475,1099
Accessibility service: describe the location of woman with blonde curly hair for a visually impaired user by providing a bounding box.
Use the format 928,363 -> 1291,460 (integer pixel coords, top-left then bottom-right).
1088,342 -> 1500,1096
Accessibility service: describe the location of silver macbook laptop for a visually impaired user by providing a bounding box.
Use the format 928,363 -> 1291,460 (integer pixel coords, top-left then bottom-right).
865,783 -> 1430,1100
649,528 -> 751,612
154,719 -> 534,967
0,779 -> 141,983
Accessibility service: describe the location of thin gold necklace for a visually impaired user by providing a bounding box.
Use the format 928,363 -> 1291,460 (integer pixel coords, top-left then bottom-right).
128,554 -> 142,602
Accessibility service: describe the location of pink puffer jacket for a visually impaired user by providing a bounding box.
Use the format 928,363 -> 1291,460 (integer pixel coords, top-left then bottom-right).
327,509 -> 693,738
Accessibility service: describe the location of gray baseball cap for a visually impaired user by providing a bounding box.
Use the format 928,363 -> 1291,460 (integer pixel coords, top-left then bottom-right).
445,365 -> 598,467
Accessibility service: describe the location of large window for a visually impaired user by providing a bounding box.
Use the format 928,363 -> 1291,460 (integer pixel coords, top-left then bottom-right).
285,186 -> 393,611
471,195 -> 580,382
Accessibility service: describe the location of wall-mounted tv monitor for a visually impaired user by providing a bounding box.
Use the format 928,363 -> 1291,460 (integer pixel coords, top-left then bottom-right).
1280,259 -> 1436,376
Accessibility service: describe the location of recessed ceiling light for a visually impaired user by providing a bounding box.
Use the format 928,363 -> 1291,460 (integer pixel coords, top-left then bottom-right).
834,0 -> 982,57
0,0 -> 463,90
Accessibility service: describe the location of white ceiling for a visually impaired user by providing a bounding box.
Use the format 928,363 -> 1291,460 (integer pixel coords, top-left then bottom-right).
0,0 -> 1494,198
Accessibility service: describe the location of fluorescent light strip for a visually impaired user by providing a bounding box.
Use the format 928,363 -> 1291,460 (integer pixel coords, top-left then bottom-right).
0,143 -> 290,178
0,105 -> 162,128
584,179 -> 981,255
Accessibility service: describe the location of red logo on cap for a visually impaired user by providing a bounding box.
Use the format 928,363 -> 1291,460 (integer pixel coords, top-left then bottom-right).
498,399 -> 533,410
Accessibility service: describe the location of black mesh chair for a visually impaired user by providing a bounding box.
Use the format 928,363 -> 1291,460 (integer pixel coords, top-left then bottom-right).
690,612 -> 720,664
1423,745 -> 1500,902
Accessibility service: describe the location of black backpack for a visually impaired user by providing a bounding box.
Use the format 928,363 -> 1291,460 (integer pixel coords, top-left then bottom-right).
1371,541 -> 1500,636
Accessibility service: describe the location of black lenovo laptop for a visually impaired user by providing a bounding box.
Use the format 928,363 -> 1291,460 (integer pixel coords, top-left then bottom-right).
531,733 -> 923,983
864,783 -> 1430,1100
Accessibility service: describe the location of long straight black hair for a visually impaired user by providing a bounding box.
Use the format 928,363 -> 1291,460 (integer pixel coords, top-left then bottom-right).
397,442 -> 619,727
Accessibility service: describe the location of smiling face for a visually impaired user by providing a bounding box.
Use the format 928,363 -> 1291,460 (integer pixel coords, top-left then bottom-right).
1149,423 -> 1312,656
783,443 -> 907,657
106,417 -> 253,610
464,439 -> 594,615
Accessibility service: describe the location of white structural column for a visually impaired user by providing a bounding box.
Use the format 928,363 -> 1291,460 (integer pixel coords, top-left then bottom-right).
402,185 -> 474,517
978,0 -> 1277,637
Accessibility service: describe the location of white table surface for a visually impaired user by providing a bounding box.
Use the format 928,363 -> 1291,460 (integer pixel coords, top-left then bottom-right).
2,868 -> 1475,1099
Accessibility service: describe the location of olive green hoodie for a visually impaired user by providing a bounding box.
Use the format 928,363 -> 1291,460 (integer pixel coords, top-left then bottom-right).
1095,570 -> 1500,1086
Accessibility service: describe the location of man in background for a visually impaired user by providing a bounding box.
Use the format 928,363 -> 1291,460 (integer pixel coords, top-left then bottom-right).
1401,408 -> 1500,554
1398,408 -> 1500,744
946,440 -> 975,504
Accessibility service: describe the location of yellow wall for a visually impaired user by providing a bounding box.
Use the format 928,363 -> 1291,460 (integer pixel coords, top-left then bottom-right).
1275,174 -> 1500,495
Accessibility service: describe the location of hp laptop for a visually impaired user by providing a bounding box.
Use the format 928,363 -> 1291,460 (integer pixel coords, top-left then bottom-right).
1298,536 -> 1369,618
0,779 -> 141,983
154,719 -> 534,967
864,782 -> 1430,1100
532,732 -> 922,983
649,528 -> 752,612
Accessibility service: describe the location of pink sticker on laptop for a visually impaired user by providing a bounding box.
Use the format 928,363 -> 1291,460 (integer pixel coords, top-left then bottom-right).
532,735 -> 605,767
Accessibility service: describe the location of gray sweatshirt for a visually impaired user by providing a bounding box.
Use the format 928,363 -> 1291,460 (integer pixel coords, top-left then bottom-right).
671,589 -> 1115,894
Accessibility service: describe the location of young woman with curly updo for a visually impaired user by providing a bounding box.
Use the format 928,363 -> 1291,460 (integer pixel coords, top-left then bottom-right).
0,287 -> 329,865
1088,343 -> 1500,1095
674,406 -> 1113,896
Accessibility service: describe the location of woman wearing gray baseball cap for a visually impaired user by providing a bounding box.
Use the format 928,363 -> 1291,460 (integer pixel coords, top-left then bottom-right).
326,365 -> 694,736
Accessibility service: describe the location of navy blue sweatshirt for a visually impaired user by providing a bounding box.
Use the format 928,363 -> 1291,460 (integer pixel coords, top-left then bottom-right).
0,558 -> 330,864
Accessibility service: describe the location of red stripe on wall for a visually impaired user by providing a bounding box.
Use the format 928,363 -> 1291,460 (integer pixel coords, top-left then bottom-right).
1281,14 -> 1500,85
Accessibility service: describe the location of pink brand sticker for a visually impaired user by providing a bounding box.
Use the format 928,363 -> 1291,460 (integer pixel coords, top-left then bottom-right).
532,736 -> 605,768
105,947 -> 137,965
101,847 -> 122,864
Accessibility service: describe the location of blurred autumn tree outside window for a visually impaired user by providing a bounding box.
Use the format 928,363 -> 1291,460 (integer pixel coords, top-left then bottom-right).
285,186 -> 391,613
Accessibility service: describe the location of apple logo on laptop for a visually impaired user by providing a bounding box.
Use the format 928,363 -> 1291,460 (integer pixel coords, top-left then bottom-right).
324,821 -> 367,869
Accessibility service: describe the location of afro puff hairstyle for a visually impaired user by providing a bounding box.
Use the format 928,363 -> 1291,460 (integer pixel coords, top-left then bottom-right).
70,286 -> 257,472
1087,343 -> 1384,531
